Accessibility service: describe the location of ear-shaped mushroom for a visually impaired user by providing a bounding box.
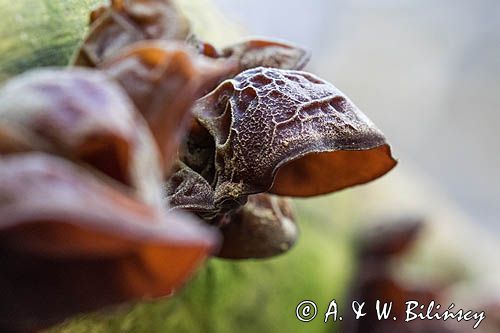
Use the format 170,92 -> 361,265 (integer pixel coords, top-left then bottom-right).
101,41 -> 236,170
217,194 -> 298,259
74,0 -> 190,67
358,217 -> 423,259
0,69 -> 163,205
344,218 -> 445,333
164,119 -> 226,218
164,160 -> 216,214
192,37 -> 310,80
220,38 -> 311,71
0,153 -> 219,332
193,67 -> 396,205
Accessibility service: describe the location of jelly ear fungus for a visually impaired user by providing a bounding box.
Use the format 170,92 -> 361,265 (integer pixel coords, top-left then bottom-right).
0,154 -> 218,332
168,66 -> 395,259
0,69 -> 164,204
217,194 -> 298,259
193,67 -> 396,203
101,41 -> 236,171
0,69 -> 219,332
74,0 -> 190,67
191,37 -> 311,77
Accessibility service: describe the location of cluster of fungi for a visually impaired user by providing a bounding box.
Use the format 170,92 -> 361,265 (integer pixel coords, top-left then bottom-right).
0,1 -> 397,332
346,218 -> 452,333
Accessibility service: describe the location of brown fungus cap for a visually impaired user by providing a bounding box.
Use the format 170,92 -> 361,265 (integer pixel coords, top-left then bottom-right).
343,218 -> 454,333
164,160 -> 216,214
0,68 -> 222,331
358,217 -> 424,259
74,0 -> 190,67
217,194 -> 298,259
0,153 -> 219,332
101,41 -> 236,171
0,68 -> 163,205
192,37 -> 311,81
220,38 -> 311,71
193,67 -> 397,204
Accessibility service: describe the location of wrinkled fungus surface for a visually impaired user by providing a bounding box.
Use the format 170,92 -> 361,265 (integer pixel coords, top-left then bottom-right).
192,67 -> 396,205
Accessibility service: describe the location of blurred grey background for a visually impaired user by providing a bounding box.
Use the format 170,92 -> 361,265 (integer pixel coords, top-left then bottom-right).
213,0 -> 500,231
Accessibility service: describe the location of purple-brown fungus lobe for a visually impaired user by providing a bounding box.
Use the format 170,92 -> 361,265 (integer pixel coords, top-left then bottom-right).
74,0 -> 190,67
101,41 -> 236,172
358,217 -> 424,259
0,154 -> 219,332
0,68 -> 163,205
221,38 -> 311,71
191,37 -> 311,82
217,193 -> 298,259
193,67 -> 397,206
164,160 -> 216,214
0,69 -> 221,332
343,218 -> 454,333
